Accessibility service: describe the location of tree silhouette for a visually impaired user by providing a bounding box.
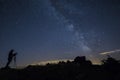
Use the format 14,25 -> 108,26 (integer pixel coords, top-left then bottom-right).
102,55 -> 120,74
74,56 -> 92,66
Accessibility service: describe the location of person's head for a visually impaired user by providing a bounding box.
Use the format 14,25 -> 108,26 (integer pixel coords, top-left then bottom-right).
11,49 -> 14,51
9,49 -> 14,53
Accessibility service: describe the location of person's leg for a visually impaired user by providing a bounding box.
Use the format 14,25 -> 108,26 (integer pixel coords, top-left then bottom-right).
5,59 -> 12,68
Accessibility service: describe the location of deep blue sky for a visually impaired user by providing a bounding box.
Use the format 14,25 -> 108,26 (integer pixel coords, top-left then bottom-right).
0,0 -> 120,67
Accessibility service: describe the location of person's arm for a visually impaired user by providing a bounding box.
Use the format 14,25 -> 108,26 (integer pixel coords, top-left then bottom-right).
13,53 -> 17,56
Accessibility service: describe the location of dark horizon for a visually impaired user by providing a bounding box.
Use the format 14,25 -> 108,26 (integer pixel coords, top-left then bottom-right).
0,55 -> 120,80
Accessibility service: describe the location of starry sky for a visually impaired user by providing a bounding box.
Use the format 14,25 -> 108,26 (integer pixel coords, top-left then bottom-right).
0,0 -> 120,67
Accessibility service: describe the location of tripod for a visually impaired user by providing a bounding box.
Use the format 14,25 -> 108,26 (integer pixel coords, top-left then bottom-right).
14,54 -> 17,68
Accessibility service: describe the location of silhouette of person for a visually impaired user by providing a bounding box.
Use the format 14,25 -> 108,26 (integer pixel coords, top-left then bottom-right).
5,49 -> 17,68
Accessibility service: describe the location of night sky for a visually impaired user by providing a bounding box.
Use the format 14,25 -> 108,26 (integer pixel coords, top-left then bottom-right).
0,0 -> 120,67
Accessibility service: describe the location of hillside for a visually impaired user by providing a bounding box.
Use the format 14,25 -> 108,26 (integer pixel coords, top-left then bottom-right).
0,56 -> 120,80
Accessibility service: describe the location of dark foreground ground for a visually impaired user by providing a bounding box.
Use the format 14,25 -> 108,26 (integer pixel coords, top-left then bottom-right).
0,56 -> 120,80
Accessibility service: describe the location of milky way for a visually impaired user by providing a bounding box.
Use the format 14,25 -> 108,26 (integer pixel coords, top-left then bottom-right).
50,0 -> 120,61
50,0 -> 105,54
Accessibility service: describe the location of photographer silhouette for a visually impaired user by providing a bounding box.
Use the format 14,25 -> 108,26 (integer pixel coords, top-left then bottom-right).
5,49 -> 17,68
